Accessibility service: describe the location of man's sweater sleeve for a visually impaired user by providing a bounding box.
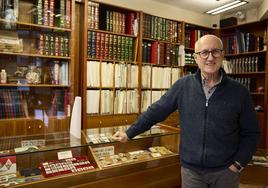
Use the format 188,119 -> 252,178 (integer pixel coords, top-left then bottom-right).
126,81 -> 181,139
234,88 -> 260,166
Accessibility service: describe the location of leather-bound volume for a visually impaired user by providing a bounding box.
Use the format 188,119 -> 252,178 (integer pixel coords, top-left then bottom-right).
126,12 -> 135,35
150,41 -> 158,64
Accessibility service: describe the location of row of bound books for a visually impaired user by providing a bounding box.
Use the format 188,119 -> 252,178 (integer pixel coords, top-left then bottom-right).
185,29 -> 209,49
86,89 -> 139,114
0,89 -> 28,119
37,33 -> 69,57
232,77 -> 251,91
50,89 -> 70,116
88,1 -> 99,30
142,13 -> 182,43
0,88 -> 71,119
141,66 -> 181,89
34,0 -> 71,28
142,41 -> 180,65
141,90 -> 167,112
223,56 -> 261,74
88,1 -> 137,36
87,31 -> 134,61
222,30 -> 264,54
87,61 -> 138,88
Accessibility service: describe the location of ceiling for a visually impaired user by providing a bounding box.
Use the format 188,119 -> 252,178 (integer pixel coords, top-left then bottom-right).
152,0 -> 264,16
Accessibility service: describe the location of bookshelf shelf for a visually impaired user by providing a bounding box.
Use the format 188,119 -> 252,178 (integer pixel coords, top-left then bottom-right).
228,72 -> 265,75
0,51 -> 71,59
142,37 -> 181,45
86,58 -> 137,65
184,63 -> 198,67
225,50 -> 266,57
0,84 -> 70,87
251,92 -> 265,96
185,47 -> 195,51
151,64 -> 172,67
87,113 -> 138,117
102,87 -> 115,89
0,19 -> 72,32
220,20 -> 266,30
151,88 -> 170,90
114,87 -> 131,90
88,28 -> 137,38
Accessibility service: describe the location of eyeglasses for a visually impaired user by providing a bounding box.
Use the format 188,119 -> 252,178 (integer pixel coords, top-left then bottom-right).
195,49 -> 223,59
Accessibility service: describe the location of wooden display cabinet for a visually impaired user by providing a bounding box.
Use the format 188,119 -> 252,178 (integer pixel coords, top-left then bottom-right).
0,123 -> 180,187
240,149 -> 268,185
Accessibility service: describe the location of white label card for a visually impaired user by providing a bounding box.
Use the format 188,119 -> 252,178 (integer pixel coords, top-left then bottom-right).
93,146 -> 114,158
21,139 -> 46,147
57,150 -> 73,160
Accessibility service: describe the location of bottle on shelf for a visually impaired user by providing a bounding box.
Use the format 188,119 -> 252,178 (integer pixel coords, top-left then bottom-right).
0,69 -> 7,83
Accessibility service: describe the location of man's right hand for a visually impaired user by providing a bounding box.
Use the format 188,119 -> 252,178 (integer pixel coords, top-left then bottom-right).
111,131 -> 129,143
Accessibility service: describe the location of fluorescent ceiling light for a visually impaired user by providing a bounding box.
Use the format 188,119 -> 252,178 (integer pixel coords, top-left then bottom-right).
205,0 -> 248,15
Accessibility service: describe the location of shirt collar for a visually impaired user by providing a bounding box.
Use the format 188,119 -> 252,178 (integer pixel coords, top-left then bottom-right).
201,69 -> 223,87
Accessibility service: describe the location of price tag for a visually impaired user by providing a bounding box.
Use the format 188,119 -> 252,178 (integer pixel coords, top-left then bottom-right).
57,150 -> 73,160
21,139 -> 45,147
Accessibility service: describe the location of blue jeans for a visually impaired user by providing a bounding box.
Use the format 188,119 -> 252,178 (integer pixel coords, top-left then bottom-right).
181,166 -> 240,188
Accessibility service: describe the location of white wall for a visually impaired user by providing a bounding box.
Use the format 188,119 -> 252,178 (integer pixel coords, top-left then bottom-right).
258,0 -> 268,20
221,8 -> 258,24
94,0 -> 220,28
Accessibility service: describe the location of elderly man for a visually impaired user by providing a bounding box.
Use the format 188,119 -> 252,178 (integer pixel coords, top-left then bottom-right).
112,34 -> 260,188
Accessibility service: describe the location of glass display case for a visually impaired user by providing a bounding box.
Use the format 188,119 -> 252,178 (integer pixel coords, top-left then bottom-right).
0,123 -> 180,187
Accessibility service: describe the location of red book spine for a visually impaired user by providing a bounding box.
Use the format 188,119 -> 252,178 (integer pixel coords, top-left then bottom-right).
151,41 -> 158,64
190,30 -> 196,49
126,13 -> 135,35
66,0 -> 71,28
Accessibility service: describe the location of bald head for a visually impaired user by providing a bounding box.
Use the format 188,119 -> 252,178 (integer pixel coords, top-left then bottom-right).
195,34 -> 223,52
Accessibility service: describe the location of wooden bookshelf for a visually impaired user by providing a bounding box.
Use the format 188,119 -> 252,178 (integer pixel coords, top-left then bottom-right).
0,0 -> 75,133
220,20 -> 268,148
81,1 -> 140,127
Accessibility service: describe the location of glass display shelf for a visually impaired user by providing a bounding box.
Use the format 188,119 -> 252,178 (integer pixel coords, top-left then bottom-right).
83,123 -> 180,170
82,123 -> 179,145
0,130 -> 87,157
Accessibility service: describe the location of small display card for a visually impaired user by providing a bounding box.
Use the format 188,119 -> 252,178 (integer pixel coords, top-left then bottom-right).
57,150 -> 73,160
93,146 -> 114,158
